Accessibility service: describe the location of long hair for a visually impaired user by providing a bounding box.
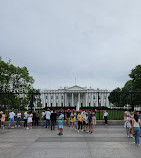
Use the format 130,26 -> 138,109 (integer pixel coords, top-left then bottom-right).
134,113 -> 139,122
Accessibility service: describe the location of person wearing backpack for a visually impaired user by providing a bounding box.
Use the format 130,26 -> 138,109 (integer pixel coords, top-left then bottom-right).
132,113 -> 141,146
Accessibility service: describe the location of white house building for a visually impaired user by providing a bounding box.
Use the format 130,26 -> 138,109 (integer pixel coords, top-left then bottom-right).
41,85 -> 110,110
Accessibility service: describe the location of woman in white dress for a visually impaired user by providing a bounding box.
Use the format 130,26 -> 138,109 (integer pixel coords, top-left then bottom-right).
27,111 -> 33,129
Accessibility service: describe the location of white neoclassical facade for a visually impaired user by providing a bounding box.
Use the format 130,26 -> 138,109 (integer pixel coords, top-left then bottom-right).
41,85 -> 110,110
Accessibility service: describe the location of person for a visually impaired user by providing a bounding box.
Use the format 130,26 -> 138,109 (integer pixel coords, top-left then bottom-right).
66,109 -> 71,127
124,111 -> 132,138
85,113 -> 89,132
1,112 -> 6,129
103,110 -> 108,125
74,113 -> 78,131
0,111 -> 2,127
27,111 -> 33,129
50,109 -> 57,130
57,111 -> 64,135
77,111 -> 83,132
35,110 -> 39,126
15,111 -> 21,127
24,110 -> 28,129
71,110 -> 75,128
41,110 -> 45,127
45,108 -> 51,128
9,109 -> 15,128
88,111 -> 93,134
82,110 -> 86,131
92,112 -> 96,129
132,113 -> 141,146
32,111 -> 36,126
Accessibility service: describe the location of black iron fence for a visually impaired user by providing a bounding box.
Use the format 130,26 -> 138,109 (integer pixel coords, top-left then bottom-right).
0,91 -> 141,120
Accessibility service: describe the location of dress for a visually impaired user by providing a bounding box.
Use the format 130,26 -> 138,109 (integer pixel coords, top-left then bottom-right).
1,114 -> 6,122
58,114 -> 64,129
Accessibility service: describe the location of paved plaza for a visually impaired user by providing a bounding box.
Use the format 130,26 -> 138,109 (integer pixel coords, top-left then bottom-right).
0,125 -> 141,158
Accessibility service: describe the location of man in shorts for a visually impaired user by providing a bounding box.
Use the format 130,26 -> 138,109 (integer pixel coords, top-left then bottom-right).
9,109 -> 15,128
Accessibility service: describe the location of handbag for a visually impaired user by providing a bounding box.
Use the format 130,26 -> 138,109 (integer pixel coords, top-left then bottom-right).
130,128 -> 136,137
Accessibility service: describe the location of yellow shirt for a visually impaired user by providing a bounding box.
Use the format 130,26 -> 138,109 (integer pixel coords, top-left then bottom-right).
77,114 -> 82,122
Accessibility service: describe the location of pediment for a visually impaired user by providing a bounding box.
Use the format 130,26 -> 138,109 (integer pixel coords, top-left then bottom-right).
66,85 -> 86,91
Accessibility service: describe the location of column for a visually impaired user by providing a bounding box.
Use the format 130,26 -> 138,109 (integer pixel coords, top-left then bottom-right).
91,93 -> 93,107
86,93 -> 88,107
72,93 -> 74,107
76,93 -> 80,111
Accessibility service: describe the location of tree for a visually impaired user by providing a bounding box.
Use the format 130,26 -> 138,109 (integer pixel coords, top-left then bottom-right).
108,88 -> 122,107
0,57 -> 36,110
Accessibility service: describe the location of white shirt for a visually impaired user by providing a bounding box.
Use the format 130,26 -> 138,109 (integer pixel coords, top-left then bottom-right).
104,112 -> 108,117
42,112 -> 45,118
17,113 -> 21,118
133,119 -> 140,127
45,111 -> 51,119
27,114 -> 33,123
24,112 -> 28,119
9,112 -> 15,118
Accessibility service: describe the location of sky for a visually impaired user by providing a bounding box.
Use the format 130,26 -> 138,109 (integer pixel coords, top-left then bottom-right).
0,0 -> 141,91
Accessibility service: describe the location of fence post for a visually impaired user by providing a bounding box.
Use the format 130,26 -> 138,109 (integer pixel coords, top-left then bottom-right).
130,92 -> 134,111
30,93 -> 34,113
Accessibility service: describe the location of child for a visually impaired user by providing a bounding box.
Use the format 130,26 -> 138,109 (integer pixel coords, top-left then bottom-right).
15,111 -> 21,127
1,112 -> 6,129
74,114 -> 78,131
27,111 -> 33,129
57,112 -> 64,135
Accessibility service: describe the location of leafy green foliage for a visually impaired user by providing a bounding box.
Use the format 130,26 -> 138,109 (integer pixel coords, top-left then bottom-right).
0,57 -> 40,110
109,65 -> 141,107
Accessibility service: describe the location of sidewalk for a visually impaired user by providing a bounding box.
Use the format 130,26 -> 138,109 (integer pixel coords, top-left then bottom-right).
0,125 -> 140,158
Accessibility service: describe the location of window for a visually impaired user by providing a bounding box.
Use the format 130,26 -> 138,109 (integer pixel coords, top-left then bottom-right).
56,103 -> 58,107
62,96 -> 63,99
89,103 -> 91,107
81,103 -> 83,107
56,96 -> 58,99
51,96 -> 53,100
51,103 -> 52,107
46,96 -> 47,99
61,103 -> 63,106
45,103 -> 47,107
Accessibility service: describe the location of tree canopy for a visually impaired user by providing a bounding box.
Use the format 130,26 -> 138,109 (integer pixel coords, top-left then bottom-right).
109,65 -> 141,107
0,57 -> 41,110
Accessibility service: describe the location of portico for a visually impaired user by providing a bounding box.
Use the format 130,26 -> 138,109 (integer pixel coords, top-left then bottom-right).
42,85 -> 110,109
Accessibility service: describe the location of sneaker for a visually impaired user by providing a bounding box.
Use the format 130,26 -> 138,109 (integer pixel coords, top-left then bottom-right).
78,130 -> 79,133
26,127 -> 29,130
18,125 -> 20,127
15,125 -> 17,127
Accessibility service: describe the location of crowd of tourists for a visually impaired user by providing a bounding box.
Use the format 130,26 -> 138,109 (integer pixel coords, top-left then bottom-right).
1,108 -> 141,146
124,111 -> 141,146
0,108 -> 99,135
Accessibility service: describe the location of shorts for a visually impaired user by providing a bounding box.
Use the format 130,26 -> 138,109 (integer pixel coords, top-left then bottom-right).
83,121 -> 86,126
9,118 -> 14,123
88,120 -> 92,126
58,120 -> 63,129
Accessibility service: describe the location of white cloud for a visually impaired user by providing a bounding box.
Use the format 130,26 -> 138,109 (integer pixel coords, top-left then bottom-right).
0,0 -> 141,90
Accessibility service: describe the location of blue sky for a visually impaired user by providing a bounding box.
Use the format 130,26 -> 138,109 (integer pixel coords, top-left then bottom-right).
0,0 -> 141,90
